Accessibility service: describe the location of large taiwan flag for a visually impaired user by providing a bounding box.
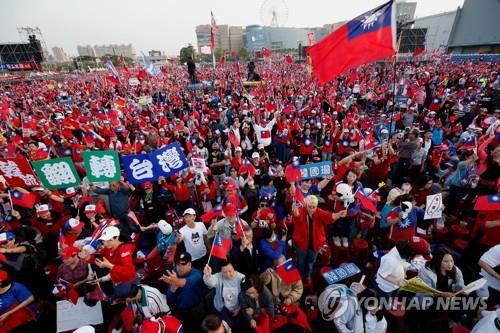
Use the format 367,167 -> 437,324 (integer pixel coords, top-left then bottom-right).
307,0 -> 396,85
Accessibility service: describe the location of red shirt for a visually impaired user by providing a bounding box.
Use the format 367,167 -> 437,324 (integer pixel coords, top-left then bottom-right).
475,211 -> 500,246
102,243 -> 136,284
292,207 -> 335,252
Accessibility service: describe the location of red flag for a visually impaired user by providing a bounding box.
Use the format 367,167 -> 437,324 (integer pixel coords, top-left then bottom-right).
474,194 -> 500,211
211,234 -> 232,260
234,217 -> 245,240
211,11 -> 218,50
294,187 -> 306,208
105,75 -> 120,85
201,205 -> 223,223
121,304 -> 135,331
276,259 -> 301,284
413,47 -> 425,57
137,70 -> 148,80
10,191 -> 37,209
354,190 -> 377,213
284,55 -> 293,63
219,56 -> 226,67
307,0 -> 396,85
262,48 -> 271,58
0,158 -> 40,187
229,131 -> 239,146
285,165 -> 302,183
53,279 -> 79,305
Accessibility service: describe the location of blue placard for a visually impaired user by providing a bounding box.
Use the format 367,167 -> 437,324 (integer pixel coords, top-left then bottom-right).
121,153 -> 157,184
322,263 -> 361,285
149,142 -> 189,178
300,161 -> 332,180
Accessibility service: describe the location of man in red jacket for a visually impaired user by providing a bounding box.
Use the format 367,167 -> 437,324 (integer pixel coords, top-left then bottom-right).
291,193 -> 347,283
94,226 -> 137,286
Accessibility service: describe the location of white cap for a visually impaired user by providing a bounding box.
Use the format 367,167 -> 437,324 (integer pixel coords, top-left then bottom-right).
98,226 -> 120,241
251,152 -> 260,159
36,204 -> 50,214
73,326 -> 95,333
381,128 -> 389,134
183,208 -> 196,216
235,146 -> 242,152
84,204 -> 96,213
157,220 -> 173,235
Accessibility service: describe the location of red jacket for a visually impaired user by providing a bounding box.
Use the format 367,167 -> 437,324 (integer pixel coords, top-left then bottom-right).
102,243 -> 136,284
292,207 -> 335,252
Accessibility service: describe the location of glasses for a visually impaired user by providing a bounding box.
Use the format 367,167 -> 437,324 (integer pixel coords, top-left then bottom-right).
259,203 -> 269,208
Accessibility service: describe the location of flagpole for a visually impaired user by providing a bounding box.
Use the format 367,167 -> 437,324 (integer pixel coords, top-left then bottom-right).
388,32 -> 403,137
212,49 -> 216,70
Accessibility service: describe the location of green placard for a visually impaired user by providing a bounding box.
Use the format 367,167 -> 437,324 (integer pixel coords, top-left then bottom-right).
32,157 -> 80,190
82,150 -> 121,183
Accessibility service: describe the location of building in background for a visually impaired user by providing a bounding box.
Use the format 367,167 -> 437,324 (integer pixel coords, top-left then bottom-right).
396,0 -> 417,23
447,0 -> 500,54
77,45 -> 96,58
51,46 -> 70,62
243,25 -> 329,53
76,44 -> 135,58
94,44 -> 135,58
146,50 -> 168,65
413,10 -> 457,52
195,24 -> 245,54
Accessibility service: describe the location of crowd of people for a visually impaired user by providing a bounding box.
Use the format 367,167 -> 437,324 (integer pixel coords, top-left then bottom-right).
0,56 -> 498,333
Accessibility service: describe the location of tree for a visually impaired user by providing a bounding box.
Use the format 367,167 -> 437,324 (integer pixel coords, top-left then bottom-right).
237,47 -> 249,61
179,45 -> 195,64
214,49 -> 223,62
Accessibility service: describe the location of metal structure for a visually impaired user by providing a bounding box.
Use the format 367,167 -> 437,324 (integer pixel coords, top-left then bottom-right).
17,26 -> 50,62
260,0 -> 288,27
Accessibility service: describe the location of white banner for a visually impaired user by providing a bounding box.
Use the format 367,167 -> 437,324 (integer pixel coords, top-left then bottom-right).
424,193 -> 443,220
57,297 -> 103,332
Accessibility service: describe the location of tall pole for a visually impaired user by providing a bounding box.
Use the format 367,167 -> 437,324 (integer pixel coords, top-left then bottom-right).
212,49 -> 216,70
388,25 -> 403,136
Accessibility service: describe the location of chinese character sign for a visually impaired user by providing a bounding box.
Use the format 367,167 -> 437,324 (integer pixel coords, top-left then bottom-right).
0,158 -> 40,187
300,162 -> 332,180
32,157 -> 80,190
150,142 -> 188,177
121,154 -> 156,184
82,151 -> 121,183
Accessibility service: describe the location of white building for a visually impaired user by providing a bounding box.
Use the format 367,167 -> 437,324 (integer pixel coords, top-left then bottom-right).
52,47 -> 70,62
94,44 -> 135,58
413,10 -> 458,52
77,45 -> 96,58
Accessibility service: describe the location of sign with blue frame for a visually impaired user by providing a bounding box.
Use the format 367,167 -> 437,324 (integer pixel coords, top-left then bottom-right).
300,161 -> 332,180
322,263 -> 361,285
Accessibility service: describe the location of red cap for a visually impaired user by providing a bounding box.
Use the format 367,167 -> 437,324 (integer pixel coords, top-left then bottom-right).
408,236 -> 431,260
223,203 -> 237,217
143,182 -> 153,189
62,246 -> 79,260
139,319 -> 161,333
0,270 -> 8,282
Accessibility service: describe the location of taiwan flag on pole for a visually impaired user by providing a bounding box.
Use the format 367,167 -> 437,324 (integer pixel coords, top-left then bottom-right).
211,234 -> 232,260
307,0 -> 396,85
10,190 -> 37,209
276,258 -> 302,284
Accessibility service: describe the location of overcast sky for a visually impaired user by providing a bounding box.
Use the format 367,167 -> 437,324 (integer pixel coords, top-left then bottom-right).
1,0 -> 463,56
